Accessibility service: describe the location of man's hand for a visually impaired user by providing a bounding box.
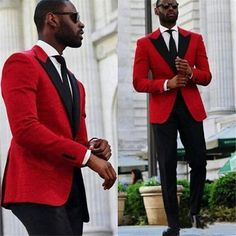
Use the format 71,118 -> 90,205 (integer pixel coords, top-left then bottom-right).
167,74 -> 188,89
88,138 -> 111,161
175,57 -> 192,77
87,153 -> 117,190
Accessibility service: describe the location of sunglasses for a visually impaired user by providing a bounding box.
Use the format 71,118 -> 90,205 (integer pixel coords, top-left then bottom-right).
157,3 -> 179,9
52,12 -> 80,23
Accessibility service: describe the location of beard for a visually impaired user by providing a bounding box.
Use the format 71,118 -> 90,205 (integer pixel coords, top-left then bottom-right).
159,12 -> 178,25
60,37 -> 82,48
55,22 -> 82,48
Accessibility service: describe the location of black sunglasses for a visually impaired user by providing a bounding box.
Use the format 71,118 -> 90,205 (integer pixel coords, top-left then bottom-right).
157,3 -> 179,9
52,12 -> 80,23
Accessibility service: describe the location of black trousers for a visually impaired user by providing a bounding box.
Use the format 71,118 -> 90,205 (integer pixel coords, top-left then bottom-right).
152,93 -> 207,229
10,174 -> 84,236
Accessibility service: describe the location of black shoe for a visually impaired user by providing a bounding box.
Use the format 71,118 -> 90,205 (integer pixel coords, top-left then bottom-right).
188,213 -> 204,228
162,227 -> 180,236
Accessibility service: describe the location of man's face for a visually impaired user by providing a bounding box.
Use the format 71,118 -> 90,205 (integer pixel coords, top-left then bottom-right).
155,0 -> 179,25
54,2 -> 84,48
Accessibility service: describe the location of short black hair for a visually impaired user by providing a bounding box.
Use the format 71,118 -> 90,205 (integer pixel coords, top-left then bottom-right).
156,0 -> 179,7
34,0 -> 69,32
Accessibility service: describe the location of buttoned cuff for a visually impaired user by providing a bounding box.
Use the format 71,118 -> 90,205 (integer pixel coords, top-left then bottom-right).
82,149 -> 91,165
164,80 -> 170,91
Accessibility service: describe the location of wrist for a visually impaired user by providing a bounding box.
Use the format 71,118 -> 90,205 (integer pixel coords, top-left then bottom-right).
87,153 -> 96,168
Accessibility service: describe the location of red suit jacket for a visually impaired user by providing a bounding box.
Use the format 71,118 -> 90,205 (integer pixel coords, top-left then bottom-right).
1,45 -> 89,221
133,27 -> 212,123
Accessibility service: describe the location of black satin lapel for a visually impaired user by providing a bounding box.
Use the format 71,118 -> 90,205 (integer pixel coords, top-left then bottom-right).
68,73 -> 80,137
150,35 -> 177,73
178,33 -> 191,59
36,58 -> 73,126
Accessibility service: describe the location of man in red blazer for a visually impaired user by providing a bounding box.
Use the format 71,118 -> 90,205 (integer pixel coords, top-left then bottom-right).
133,0 -> 211,235
1,0 -> 116,235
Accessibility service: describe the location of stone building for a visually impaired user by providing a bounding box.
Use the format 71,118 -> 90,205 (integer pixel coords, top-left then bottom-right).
118,0 -> 236,182
0,0 -> 117,235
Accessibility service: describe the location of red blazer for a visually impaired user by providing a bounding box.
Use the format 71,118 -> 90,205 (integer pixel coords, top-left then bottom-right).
133,27 -> 212,123
1,46 -> 89,221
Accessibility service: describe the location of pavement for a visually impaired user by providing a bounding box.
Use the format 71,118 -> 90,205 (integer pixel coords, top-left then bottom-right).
118,223 -> 236,236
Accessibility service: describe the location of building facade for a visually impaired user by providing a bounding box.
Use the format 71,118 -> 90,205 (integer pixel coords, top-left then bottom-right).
118,0 -> 236,182
0,0 -> 118,235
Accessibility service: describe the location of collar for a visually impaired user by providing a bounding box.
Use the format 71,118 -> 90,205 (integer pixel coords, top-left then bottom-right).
159,25 -> 178,34
36,40 -> 61,57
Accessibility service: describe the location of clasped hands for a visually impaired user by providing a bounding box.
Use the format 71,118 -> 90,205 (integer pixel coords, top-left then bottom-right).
167,57 -> 193,89
86,138 -> 116,190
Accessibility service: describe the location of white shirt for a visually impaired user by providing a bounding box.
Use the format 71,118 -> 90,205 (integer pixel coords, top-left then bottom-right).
159,25 -> 179,91
160,24 -> 179,51
159,25 -> 192,90
36,40 -> 73,95
36,40 -> 91,165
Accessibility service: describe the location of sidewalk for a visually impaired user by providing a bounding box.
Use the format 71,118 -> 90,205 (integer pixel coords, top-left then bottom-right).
118,223 -> 236,236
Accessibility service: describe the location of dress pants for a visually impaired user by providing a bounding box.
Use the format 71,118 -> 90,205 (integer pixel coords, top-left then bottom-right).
152,92 -> 207,229
10,171 -> 84,236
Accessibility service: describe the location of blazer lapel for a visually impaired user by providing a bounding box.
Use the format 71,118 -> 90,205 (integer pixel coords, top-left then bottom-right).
68,72 -> 80,138
32,46 -> 74,132
149,30 -> 177,73
178,30 -> 191,59
37,58 -> 73,125
149,28 -> 192,73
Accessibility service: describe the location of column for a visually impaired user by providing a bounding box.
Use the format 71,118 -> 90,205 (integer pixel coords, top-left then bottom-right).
199,0 -> 211,111
96,43 -> 118,236
21,0 -> 38,49
92,1 -> 118,234
0,0 -> 23,66
206,0 -> 234,114
63,1 -> 112,235
230,0 -> 236,109
0,1 -> 28,236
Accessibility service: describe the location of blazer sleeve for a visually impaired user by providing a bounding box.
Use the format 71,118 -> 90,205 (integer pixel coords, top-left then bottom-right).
191,34 -> 212,86
1,53 -> 88,167
133,38 -> 166,93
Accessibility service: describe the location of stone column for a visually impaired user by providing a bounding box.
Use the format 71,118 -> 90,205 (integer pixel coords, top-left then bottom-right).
21,0 -> 38,49
230,0 -> 236,109
199,0 -> 211,111
0,0 -> 23,66
64,1 -> 113,235
206,0 -> 234,114
0,2 -> 28,236
94,38 -> 118,236
91,1 -> 118,234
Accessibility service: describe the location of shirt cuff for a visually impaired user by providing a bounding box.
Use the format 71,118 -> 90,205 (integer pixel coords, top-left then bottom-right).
164,80 -> 169,91
82,149 -> 91,165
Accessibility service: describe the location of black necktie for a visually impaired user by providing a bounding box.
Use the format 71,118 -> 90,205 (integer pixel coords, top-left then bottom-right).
53,55 -> 73,116
166,29 -> 178,60
53,55 -> 72,100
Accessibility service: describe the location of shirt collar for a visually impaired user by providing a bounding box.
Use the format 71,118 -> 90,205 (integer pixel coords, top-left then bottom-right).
160,25 -> 178,34
36,40 -> 61,57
